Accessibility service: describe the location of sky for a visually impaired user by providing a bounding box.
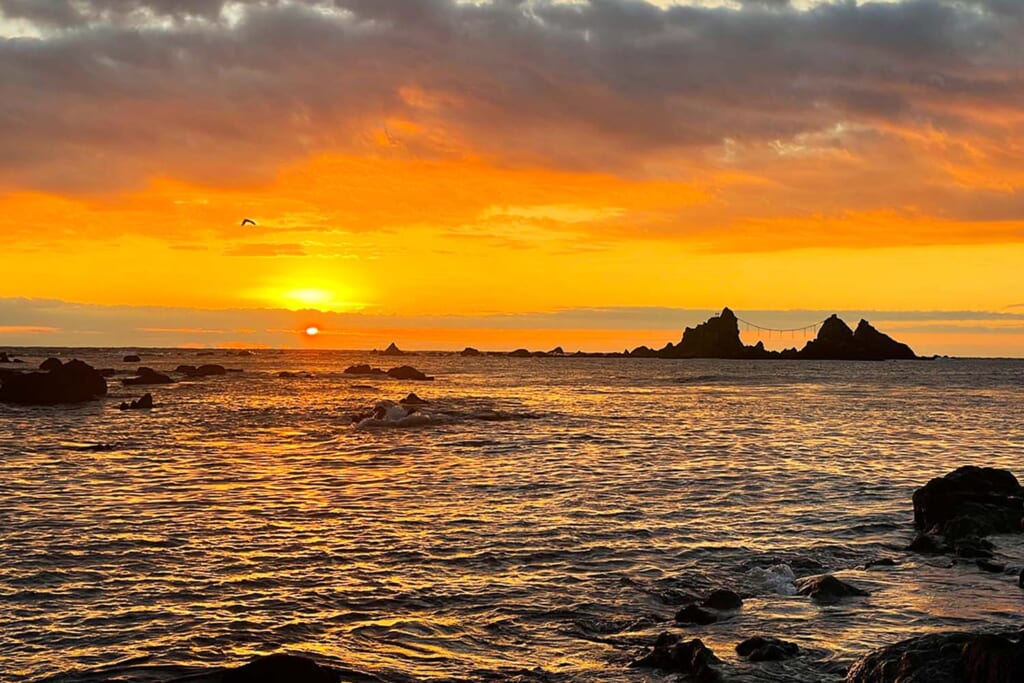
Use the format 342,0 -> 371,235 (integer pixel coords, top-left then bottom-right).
0,0 -> 1022,355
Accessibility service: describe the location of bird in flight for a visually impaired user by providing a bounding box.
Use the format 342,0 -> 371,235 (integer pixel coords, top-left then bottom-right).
241,218 -> 257,227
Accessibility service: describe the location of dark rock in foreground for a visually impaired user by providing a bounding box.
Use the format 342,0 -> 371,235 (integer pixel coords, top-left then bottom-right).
912,466 -> 1023,541
119,393 -> 153,410
0,359 -> 107,405
0,352 -> 12,363
630,633 -> 721,681
123,354 -> 141,363
386,365 -> 434,381
794,574 -> 869,604
845,631 -> 1024,682
123,367 -> 175,386
40,357 -> 63,372
219,653 -> 340,683
736,636 -> 800,662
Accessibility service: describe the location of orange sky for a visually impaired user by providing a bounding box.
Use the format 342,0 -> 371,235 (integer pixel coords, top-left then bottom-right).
0,1 -> 1022,355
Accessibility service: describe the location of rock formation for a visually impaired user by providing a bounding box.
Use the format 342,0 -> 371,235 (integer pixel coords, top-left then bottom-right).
381,342 -> 405,356
122,367 -> 174,386
632,308 -> 917,361
845,631 -> 1024,682
0,359 -> 107,405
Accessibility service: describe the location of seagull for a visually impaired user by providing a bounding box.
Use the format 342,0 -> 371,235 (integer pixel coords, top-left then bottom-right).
241,218 -> 257,227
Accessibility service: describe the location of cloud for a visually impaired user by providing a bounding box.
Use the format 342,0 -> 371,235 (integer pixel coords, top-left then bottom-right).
1,1 -> 1021,190
223,242 -> 307,256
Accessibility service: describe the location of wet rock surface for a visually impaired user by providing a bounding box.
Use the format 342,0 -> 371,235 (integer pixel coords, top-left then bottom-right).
736,636 -> 800,662
794,574 -> 869,604
630,633 -> 722,680
216,653 -> 341,683
913,466 -> 1023,541
845,631 -> 1024,683
386,365 -> 434,381
118,393 -> 153,410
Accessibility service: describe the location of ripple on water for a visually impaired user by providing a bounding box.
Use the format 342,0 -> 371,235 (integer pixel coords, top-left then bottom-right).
1,355 -> 1023,682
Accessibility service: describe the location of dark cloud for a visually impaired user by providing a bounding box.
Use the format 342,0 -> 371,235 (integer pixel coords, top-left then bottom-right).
0,0 -> 1021,208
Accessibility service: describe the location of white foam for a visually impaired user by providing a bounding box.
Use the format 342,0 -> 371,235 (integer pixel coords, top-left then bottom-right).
746,563 -> 797,595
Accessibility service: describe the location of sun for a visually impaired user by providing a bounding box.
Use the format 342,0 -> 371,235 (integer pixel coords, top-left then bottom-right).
305,326 -> 320,337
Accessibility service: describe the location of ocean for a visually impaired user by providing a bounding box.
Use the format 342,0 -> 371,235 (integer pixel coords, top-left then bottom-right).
2,350 -> 1022,682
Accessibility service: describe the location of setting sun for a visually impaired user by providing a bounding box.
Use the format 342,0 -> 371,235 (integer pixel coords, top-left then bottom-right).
305,326 -> 319,337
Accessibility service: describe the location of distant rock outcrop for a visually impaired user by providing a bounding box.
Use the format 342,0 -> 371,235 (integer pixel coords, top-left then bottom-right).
123,354 -> 141,363
381,342 -> 405,356
123,367 -> 174,386
344,364 -> 386,376
386,365 -> 434,381
632,307 -> 917,361
0,359 -> 107,405
460,347 -> 482,357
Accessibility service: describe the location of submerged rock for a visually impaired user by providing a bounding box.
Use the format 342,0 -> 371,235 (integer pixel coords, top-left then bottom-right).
386,365 -> 434,381
630,633 -> 722,680
907,532 -> 947,554
343,364 -> 386,376
736,636 -> 800,662
912,466 -> 1023,541
845,631 -> 1024,682
123,354 -> 141,363
220,653 -> 340,683
123,367 -> 174,386
794,574 -> 869,604
118,393 -> 153,410
675,604 -> 718,625
701,589 -> 743,610
0,359 -> 107,405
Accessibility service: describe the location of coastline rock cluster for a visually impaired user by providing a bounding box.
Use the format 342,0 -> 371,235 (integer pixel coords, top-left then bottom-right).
343,364 -> 434,381
0,358 -> 108,405
630,308 -> 917,360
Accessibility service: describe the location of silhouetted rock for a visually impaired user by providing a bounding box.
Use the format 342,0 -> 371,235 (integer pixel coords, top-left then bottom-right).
193,364 -> 227,377
400,392 -> 428,405
386,365 -> 434,381
0,352 -> 10,363
118,393 -> 153,410
662,307 -> 753,359
220,653 -> 340,683
799,315 -> 918,360
845,631 -> 1024,682
630,633 -> 722,680
175,365 -> 197,375
0,359 -> 107,405
547,346 -> 565,355
628,345 -> 657,358
793,574 -> 868,604
343,364 -> 386,376
122,367 -> 174,386
701,589 -> 743,610
98,368 -> 116,377
123,354 -> 141,363
912,466 -> 1023,541
954,537 -> 994,559
381,342 -> 405,356
460,347 -> 482,357
675,604 -> 718,625
736,636 -> 799,662
40,357 -> 63,371
509,348 -> 532,358
853,319 -> 917,360
233,349 -> 254,357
